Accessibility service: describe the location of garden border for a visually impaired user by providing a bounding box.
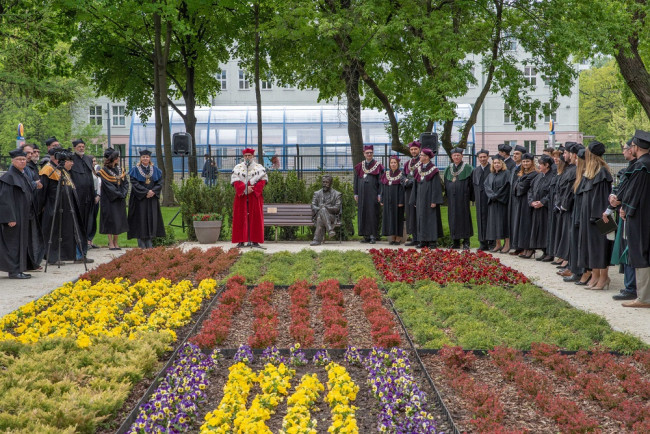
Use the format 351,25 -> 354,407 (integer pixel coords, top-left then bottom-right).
115,285 -> 225,434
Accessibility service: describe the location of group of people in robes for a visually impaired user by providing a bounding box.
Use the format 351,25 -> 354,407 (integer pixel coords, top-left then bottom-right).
0,140 -> 165,279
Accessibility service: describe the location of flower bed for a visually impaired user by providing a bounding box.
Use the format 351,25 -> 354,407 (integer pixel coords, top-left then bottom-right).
81,246 -> 239,284
289,280 -> 316,347
317,280 -> 350,349
126,345 -> 443,433
370,248 -> 528,285
353,278 -> 401,348
249,281 -> 279,348
422,346 -> 650,433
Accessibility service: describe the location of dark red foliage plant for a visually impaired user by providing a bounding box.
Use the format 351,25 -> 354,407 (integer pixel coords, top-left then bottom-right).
353,278 -> 401,348
248,281 -> 279,348
316,280 -> 348,348
288,280 -> 315,347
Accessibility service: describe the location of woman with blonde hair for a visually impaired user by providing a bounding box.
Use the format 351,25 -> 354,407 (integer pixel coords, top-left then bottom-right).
510,153 -> 538,258
576,141 -> 613,290
484,155 -> 510,252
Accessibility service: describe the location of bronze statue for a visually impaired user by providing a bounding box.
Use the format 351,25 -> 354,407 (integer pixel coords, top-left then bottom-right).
310,175 -> 342,246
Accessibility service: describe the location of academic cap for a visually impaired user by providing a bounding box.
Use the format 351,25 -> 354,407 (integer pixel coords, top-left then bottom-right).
497,143 -> 512,153
513,145 -> 527,154
587,140 -> 606,157
633,129 -> 650,149
9,148 -> 26,158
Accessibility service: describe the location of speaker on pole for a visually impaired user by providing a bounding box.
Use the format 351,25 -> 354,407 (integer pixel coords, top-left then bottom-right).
419,132 -> 438,151
172,132 -> 192,156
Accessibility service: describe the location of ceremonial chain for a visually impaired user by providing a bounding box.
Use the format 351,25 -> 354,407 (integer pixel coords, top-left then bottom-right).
363,160 -> 381,174
450,162 -> 466,182
385,170 -> 402,185
418,163 -> 437,178
137,163 -> 152,185
408,160 -> 421,175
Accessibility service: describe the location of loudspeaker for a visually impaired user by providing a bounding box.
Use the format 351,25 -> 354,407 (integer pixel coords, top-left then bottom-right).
420,132 -> 438,150
172,132 -> 192,156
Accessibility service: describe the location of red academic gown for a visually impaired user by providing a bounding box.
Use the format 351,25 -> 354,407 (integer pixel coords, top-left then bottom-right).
231,179 -> 266,243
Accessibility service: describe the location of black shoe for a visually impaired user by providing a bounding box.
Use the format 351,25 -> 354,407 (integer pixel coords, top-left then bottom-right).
236,242 -> 245,248
417,242 -> 427,248
369,237 -> 376,244
74,257 -> 95,264
541,255 -> 554,262
612,292 -> 637,301
462,242 -> 470,250
360,238 -> 370,243
551,260 -> 563,265
574,281 -> 589,286
245,242 -> 252,247
563,274 -> 580,282
451,242 -> 461,249
430,241 -> 438,249
251,242 -> 265,249
8,272 -> 31,279
404,240 -> 418,246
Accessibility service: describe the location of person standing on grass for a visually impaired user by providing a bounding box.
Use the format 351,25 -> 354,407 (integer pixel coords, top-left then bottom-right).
231,148 -> 268,248
127,149 -> 165,249
613,129 -> 650,308
444,147 -> 474,250
98,148 -> 128,250
380,155 -> 405,245
472,149 -> 492,251
411,148 -> 443,249
354,145 -> 383,244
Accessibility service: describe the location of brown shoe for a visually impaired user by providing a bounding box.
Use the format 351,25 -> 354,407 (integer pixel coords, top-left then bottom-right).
558,269 -> 572,277
622,299 -> 650,308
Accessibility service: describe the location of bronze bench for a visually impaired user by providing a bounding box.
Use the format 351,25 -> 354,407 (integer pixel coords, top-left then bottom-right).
263,203 -> 341,242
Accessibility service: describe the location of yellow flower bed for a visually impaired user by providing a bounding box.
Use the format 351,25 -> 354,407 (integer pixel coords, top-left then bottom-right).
0,278 -> 217,347
281,373 -> 324,434
325,362 -> 359,434
201,362 -> 295,433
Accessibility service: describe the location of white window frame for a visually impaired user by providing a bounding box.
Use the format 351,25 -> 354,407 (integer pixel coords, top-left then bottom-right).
503,36 -> 517,52
219,70 -> 227,90
261,79 -> 272,90
504,103 -> 513,124
543,102 -> 557,123
523,140 -> 537,153
112,105 -> 126,127
238,69 -> 250,90
89,105 -> 103,126
524,66 -> 536,86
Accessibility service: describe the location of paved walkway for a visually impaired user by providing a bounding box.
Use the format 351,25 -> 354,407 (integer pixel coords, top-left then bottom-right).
1,241 -> 647,344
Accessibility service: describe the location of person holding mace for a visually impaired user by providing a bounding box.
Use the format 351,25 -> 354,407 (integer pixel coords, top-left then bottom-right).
231,148 -> 268,248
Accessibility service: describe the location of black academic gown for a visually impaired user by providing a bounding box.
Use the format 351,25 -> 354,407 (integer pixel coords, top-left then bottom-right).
472,164 -> 491,245
554,164 -> 577,259
617,153 -> 650,268
507,164 -> 521,241
528,171 -> 556,250
354,160 -> 383,238
127,164 -> 165,240
380,171 -> 405,237
444,163 -> 474,240
403,158 -> 420,239
411,163 -> 444,243
69,153 -> 96,239
99,166 -> 129,235
577,167 -> 613,269
0,166 -> 43,273
504,157 -> 516,171
484,170 -> 510,240
39,164 -> 81,262
546,171 -> 560,257
510,171 -> 537,250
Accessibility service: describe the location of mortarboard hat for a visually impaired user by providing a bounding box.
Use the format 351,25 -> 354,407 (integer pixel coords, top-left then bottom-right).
388,154 -> 401,162
578,148 -> 586,160
450,147 -> 464,155
45,136 -> 59,147
139,149 -> 152,156
633,129 -> 650,149
72,139 -> 85,147
514,145 -> 527,154
588,140 -> 606,157
521,152 -> 534,161
539,155 -> 554,166
476,149 -> 489,156
498,143 -> 512,153
492,154 -> 504,161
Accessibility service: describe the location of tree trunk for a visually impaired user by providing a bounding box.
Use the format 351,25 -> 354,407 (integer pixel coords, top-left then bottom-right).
154,13 -> 175,206
615,39 -> 650,120
254,2 -> 263,160
440,119 -> 454,156
345,60 -> 364,166
153,53 -> 165,200
185,65 -> 198,175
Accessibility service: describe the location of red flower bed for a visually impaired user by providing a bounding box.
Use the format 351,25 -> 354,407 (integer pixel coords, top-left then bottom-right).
288,280 -> 315,347
81,247 -> 239,284
353,278 -> 401,348
248,281 -> 279,348
490,346 -> 600,432
191,275 -> 247,348
369,248 -> 528,285
530,343 -> 650,431
438,346 -> 511,433
316,279 -> 348,348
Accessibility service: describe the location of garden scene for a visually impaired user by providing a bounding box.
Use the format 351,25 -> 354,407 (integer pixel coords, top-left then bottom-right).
0,246 -> 648,433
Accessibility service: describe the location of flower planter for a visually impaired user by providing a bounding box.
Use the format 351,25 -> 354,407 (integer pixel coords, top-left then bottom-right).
193,220 -> 222,244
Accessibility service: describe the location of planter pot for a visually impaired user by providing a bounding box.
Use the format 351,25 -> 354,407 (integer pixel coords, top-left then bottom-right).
193,220 -> 222,244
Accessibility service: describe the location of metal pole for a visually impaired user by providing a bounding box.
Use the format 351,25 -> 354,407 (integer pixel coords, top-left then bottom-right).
106,103 -> 112,149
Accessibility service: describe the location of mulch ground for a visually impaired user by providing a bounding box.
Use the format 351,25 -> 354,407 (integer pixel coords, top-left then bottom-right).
421,353 -> 648,433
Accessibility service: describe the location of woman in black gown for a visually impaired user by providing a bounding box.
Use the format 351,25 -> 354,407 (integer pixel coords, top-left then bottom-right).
98,148 -> 128,250
528,155 -> 556,260
510,153 -> 538,258
380,155 -> 405,245
484,155 -> 510,252
577,141 -> 613,290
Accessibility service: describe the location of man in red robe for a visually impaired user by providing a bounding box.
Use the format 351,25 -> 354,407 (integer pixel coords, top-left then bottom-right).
231,148 -> 268,248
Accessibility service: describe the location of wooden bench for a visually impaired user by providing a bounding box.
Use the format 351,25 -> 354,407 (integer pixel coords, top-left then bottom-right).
263,203 -> 341,242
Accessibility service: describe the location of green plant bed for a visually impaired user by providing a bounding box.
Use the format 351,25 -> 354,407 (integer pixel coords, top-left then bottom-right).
387,281 -> 647,353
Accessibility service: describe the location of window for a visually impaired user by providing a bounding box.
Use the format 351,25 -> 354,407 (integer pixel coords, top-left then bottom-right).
468,66 -> 476,88
524,66 -> 536,86
503,36 -> 517,51
504,103 -> 513,124
284,84 -> 295,90
524,140 -> 537,154
112,105 -> 125,127
261,79 -> 272,90
504,140 -> 517,146
543,103 -> 557,123
219,70 -> 227,90
89,105 -> 102,126
238,69 -> 250,90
